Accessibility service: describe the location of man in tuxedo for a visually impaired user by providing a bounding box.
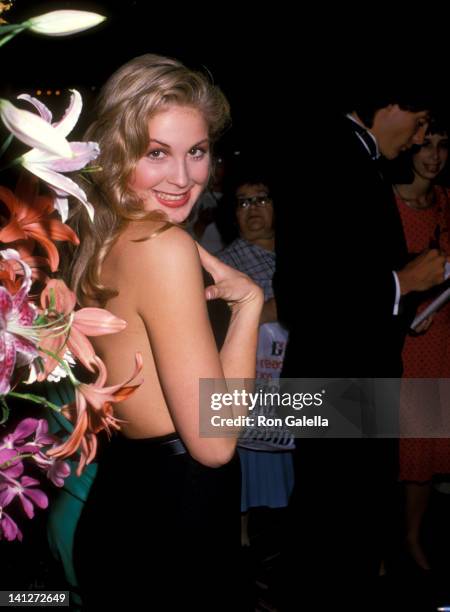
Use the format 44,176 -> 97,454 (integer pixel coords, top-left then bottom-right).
274,84 -> 447,609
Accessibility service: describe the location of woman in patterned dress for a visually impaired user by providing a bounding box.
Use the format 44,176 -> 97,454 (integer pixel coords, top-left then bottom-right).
394,115 -> 449,571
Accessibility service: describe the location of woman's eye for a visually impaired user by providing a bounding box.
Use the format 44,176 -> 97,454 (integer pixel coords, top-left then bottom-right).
190,147 -> 206,158
148,150 -> 166,159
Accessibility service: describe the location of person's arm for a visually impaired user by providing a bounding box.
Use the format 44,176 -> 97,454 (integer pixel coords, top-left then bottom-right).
397,249 -> 447,295
133,228 -> 263,467
196,243 -> 263,376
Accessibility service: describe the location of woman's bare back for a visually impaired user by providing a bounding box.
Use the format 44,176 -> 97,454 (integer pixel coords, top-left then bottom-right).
90,221 -> 183,438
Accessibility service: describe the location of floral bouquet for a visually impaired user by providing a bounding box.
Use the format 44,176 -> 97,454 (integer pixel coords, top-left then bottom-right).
0,6 -> 143,541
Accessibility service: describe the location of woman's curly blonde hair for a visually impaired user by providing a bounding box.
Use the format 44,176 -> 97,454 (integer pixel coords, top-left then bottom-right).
66,54 -> 230,306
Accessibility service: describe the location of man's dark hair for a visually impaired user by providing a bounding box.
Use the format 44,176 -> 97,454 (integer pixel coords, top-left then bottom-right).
343,56 -> 438,127
352,81 -> 435,127
354,103 -> 429,129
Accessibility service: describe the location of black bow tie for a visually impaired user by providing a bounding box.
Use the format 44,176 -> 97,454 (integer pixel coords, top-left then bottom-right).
349,119 -> 380,161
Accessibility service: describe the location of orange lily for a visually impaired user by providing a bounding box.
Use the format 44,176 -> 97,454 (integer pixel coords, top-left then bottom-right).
38,279 -> 127,379
0,184 -> 79,272
47,353 -> 143,475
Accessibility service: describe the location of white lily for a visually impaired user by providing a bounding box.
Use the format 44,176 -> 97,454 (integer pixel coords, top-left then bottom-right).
21,151 -> 96,222
17,91 -> 99,222
25,11 -> 106,37
18,90 -> 83,141
0,99 -> 72,158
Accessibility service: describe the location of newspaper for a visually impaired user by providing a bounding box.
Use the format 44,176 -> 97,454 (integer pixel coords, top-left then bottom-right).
410,262 -> 450,330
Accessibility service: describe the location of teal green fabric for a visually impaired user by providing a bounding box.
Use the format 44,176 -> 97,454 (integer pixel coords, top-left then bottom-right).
44,380 -> 97,598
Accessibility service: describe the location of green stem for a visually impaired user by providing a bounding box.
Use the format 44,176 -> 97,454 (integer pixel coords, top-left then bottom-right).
0,453 -> 35,470
0,24 -> 26,34
80,166 -> 103,174
0,27 -> 26,47
7,391 -> 62,413
0,133 -> 13,158
78,167 -> 102,187
0,397 -> 10,425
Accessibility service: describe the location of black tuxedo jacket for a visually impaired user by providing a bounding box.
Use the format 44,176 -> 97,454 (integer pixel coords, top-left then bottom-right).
274,115 -> 414,379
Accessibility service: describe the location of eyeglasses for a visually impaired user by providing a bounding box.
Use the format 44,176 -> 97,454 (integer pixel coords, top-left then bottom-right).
236,195 -> 272,209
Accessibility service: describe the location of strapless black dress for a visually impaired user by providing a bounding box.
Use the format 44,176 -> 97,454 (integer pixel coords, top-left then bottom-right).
73,432 -> 242,611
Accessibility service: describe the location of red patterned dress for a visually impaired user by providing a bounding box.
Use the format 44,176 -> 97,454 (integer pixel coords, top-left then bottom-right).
397,185 -> 450,481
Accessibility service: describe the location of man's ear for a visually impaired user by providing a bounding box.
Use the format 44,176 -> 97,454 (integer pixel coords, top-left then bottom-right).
373,104 -> 396,126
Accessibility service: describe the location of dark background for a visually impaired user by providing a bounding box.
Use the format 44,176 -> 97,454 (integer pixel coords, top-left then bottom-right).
2,2 -> 449,157
2,0 -> 294,155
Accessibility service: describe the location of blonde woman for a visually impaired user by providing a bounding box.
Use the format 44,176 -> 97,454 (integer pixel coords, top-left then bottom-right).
66,55 -> 263,610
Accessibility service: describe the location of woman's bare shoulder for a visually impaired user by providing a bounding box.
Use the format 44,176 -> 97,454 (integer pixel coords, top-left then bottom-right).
121,220 -> 194,246
111,222 -> 200,279
120,224 -> 206,319
119,218 -> 173,242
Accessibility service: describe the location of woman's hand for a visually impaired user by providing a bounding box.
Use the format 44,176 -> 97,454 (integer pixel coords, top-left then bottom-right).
410,314 -> 434,336
196,243 -> 263,312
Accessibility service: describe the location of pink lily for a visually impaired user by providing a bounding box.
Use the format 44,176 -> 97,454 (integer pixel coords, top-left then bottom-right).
39,279 -> 127,378
0,420 -> 70,488
0,508 -> 22,541
18,91 -> 98,222
0,250 -> 38,395
0,474 -> 48,518
0,448 -> 24,480
26,418 -> 57,448
20,420 -> 71,487
0,447 -> 48,518
33,453 -> 71,488
0,418 -> 44,451
47,353 -> 143,475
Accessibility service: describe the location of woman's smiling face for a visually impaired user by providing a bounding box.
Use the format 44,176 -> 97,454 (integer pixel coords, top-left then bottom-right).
128,105 -> 211,223
413,132 -> 449,181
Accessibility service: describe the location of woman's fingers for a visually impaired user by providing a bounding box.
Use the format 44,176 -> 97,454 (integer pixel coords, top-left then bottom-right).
205,281 -> 233,302
196,241 -> 263,309
205,285 -> 219,300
